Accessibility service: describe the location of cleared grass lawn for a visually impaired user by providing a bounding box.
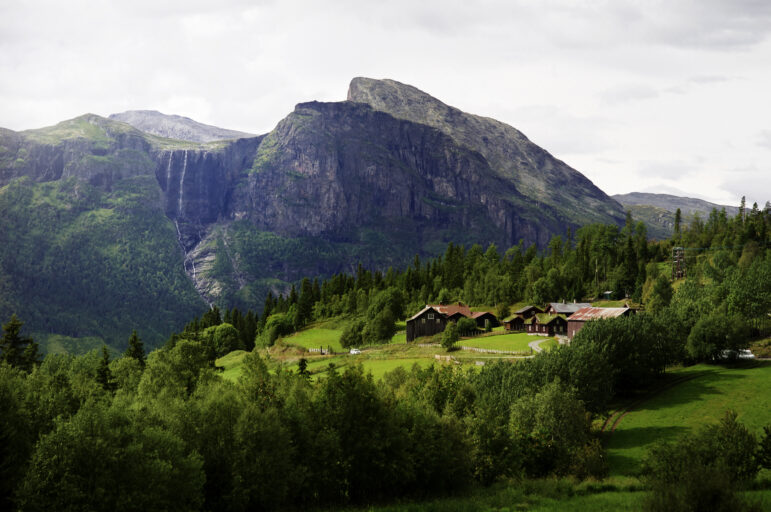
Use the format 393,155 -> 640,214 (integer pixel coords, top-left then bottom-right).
216,350 -> 249,382
282,327 -> 344,352
460,332 -> 549,352
606,361 -> 771,477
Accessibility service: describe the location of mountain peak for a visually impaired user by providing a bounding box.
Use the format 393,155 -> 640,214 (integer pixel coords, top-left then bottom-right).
348,77 -> 624,227
109,110 -> 255,143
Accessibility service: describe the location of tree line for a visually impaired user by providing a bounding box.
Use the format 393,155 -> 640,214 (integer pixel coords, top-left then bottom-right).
1,199 -> 770,510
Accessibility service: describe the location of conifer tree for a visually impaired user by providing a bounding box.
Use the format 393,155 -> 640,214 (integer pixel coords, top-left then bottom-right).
96,346 -> 116,393
124,330 -> 146,368
0,314 -> 39,372
674,208 -> 682,237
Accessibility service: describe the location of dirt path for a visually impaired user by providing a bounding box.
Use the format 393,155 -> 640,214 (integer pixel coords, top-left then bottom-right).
528,338 -> 549,353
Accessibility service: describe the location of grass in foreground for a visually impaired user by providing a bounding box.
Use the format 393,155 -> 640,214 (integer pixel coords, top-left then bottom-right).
606,361 -> 771,477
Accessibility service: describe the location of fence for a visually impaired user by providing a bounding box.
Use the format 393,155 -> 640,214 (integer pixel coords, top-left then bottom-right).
307,347 -> 335,355
457,346 -> 532,356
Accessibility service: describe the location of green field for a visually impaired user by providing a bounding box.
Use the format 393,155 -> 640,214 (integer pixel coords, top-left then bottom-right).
459,332 -> 551,352
281,327 -> 345,352
606,362 -> 771,477
216,350 -> 250,382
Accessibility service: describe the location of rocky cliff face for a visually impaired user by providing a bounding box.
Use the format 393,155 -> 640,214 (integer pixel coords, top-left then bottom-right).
348,77 -> 625,227
230,100 -> 550,246
0,79 -> 630,348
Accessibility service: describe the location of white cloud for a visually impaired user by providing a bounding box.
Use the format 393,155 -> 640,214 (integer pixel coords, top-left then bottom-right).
0,0 -> 770,206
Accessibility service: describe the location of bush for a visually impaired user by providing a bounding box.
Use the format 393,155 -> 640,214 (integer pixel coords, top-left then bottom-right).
441,322 -> 459,351
686,314 -> 750,361
340,319 -> 365,348
456,317 -> 477,336
641,410 -> 759,512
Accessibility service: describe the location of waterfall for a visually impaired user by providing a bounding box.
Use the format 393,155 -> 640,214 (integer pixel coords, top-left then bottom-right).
165,151 -> 173,192
174,219 -> 197,281
178,150 -> 188,216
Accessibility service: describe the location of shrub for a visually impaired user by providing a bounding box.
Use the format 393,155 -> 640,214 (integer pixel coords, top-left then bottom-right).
456,317 -> 477,336
641,410 -> 759,512
340,319 -> 365,348
441,322 -> 459,351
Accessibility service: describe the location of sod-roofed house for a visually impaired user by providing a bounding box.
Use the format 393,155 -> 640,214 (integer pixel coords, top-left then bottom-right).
567,307 -> 632,340
406,305 -> 447,342
503,305 -> 543,331
514,305 -> 544,319
544,302 -> 592,317
525,314 -> 568,336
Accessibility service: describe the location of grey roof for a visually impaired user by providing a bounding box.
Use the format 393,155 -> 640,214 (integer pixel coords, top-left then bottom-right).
547,302 -> 592,314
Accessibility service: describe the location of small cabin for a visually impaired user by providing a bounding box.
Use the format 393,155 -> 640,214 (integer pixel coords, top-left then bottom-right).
503,315 -> 525,332
567,307 -> 632,340
512,305 -> 543,319
471,311 -> 499,329
406,306 -> 447,342
544,302 -> 592,317
525,314 -> 568,337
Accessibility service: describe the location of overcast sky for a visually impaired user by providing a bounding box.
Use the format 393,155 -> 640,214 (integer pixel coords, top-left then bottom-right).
1,0 -> 770,208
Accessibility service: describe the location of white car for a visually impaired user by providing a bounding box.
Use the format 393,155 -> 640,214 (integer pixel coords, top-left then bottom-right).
349,348 -> 361,355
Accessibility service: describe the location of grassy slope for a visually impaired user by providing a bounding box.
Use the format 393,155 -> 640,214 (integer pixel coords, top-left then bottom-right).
606,362 -> 771,477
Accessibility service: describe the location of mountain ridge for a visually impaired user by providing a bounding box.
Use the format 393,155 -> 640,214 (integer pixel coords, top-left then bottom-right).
0,78 -> 629,351
109,110 -> 255,143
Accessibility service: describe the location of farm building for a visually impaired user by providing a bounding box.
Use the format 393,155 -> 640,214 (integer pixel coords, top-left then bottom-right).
514,305 -> 544,319
471,311 -> 500,328
525,314 -> 568,336
406,306 -> 448,342
545,302 -> 592,317
567,307 -> 632,340
405,302 -> 498,341
503,315 -> 525,331
503,305 -> 543,331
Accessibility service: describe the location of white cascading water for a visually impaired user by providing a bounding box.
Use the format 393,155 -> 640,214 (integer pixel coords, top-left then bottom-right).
178,150 -> 188,216
165,151 -> 173,192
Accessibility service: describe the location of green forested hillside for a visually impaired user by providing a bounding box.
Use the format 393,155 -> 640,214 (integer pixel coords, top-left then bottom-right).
0,176 -> 206,351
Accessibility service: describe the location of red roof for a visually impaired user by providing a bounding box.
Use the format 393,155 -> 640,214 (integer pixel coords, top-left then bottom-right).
569,307 -> 630,322
428,302 -> 472,318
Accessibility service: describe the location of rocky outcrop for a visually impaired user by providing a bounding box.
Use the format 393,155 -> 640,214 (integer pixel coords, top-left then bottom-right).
230,100 -> 556,248
110,110 -> 254,142
348,77 -> 625,227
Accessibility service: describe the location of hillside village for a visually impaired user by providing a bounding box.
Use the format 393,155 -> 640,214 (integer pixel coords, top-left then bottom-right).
406,300 -> 633,342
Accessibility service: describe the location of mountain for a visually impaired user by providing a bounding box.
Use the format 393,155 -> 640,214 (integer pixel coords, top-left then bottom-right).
348,78 -> 624,228
613,192 -> 740,239
0,79 -> 625,352
109,110 -> 254,142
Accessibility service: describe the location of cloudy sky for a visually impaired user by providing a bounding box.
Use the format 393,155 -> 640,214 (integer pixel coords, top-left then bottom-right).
1,0 -> 770,207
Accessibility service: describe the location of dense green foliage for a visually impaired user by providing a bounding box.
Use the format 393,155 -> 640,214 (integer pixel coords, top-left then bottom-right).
244,199 -> 769,360
641,411 -> 761,512
0,177 -> 206,351
0,195 -> 769,510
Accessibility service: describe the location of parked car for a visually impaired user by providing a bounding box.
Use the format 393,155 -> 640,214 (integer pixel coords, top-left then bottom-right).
349,348 -> 361,355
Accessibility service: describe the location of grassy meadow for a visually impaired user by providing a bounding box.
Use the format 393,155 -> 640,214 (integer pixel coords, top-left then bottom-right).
605,361 -> 771,477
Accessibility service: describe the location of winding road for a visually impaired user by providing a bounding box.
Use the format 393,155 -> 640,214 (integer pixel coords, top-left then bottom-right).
528,338 -> 550,353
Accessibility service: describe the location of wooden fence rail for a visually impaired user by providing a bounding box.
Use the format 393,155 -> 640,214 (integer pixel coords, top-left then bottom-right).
457,346 -> 532,355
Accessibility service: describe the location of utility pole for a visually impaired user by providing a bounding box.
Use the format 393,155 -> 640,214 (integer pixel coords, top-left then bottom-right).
672,246 -> 686,280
